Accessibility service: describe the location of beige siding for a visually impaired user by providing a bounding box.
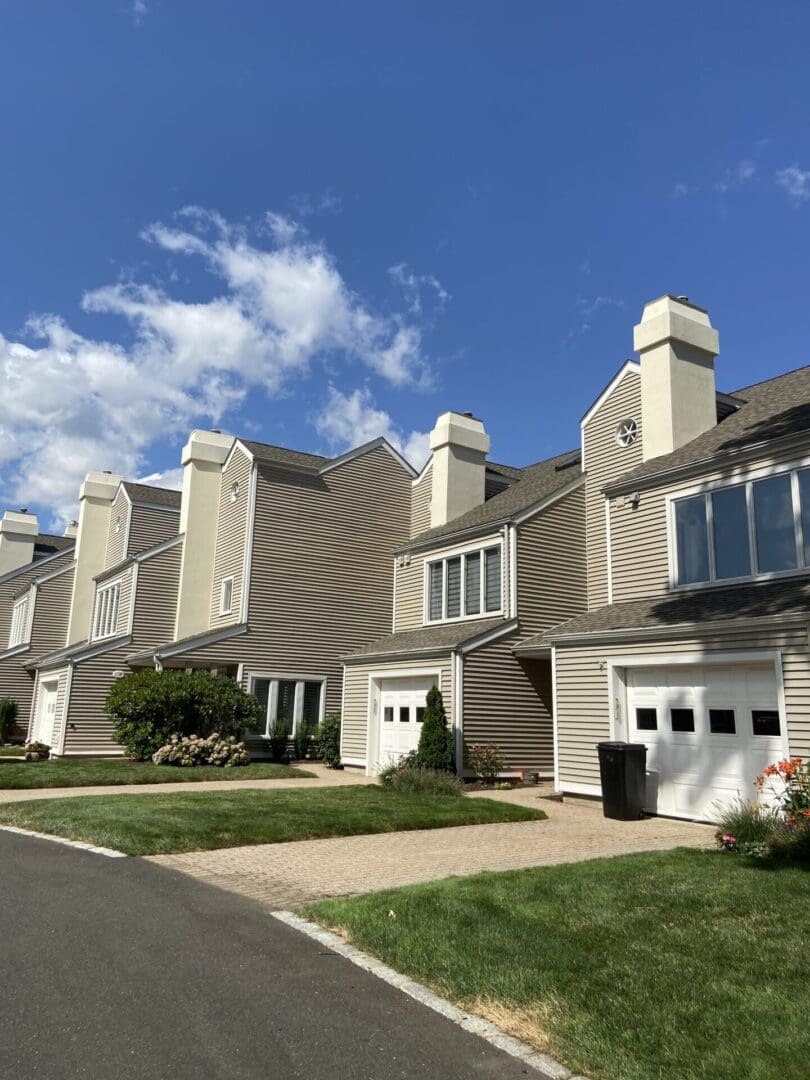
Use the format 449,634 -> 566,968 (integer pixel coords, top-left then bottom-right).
209,446 -> 253,629
163,445 -> 413,722
555,626 -> 810,789
462,633 -> 553,773
582,368 -> 642,609
127,505 -> 180,558
0,551 -> 73,647
516,484 -> 587,634
116,566 -> 135,635
410,466 -> 432,537
610,442 -> 810,603
104,487 -> 130,569
30,667 -> 70,747
342,655 -> 454,764
132,541 -> 182,645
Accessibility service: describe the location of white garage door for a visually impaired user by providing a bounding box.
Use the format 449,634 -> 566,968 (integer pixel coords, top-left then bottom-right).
379,677 -> 432,764
626,662 -> 784,822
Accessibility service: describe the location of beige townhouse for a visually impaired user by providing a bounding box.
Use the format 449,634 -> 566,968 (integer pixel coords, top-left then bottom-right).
126,432 -> 417,756
341,411 -> 588,776
0,511 -> 76,739
26,478 -> 181,754
518,294 -> 810,822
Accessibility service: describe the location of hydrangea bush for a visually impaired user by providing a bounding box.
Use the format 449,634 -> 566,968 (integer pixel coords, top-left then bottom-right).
152,732 -> 250,768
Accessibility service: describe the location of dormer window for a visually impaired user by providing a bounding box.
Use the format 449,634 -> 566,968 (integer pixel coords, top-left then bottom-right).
615,419 -> 639,447
426,544 -> 502,623
9,595 -> 30,647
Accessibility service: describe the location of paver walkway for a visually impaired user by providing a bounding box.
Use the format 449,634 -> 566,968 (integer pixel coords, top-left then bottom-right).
0,762 -> 375,803
147,787 -> 715,909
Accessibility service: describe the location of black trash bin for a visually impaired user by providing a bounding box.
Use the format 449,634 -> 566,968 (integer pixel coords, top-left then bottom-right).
597,741 -> 647,820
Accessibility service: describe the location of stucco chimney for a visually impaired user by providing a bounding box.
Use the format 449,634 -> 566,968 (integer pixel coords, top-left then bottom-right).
64,521 -> 79,538
634,295 -> 720,462
174,429 -> 235,640
428,411 -> 490,528
0,510 -> 39,576
66,472 -> 123,644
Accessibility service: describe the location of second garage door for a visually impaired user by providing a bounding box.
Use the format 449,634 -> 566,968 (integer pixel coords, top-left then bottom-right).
626,662 -> 784,822
378,677 -> 432,764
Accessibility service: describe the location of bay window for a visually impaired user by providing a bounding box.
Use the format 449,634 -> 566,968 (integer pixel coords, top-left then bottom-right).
673,464 -> 810,587
426,544 -> 502,622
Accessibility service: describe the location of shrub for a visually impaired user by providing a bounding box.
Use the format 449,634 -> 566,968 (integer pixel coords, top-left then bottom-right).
755,757 -> 810,824
0,698 -> 19,744
152,732 -> 250,767
715,799 -> 781,855
378,751 -> 418,787
268,716 -> 291,763
106,669 -> 263,760
319,712 -> 342,768
467,742 -> 505,783
415,685 -> 454,772
293,720 -> 317,761
379,759 -> 464,796
766,823 -> 810,861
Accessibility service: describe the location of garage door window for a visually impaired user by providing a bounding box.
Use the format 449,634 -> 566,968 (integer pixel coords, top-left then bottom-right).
636,707 -> 657,730
709,708 -> 736,735
415,706 -> 425,723
752,709 -> 781,737
670,708 -> 695,733
384,707 -> 393,722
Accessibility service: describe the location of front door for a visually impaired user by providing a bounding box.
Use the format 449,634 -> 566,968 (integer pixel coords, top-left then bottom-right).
378,677 -> 432,764
33,679 -> 59,747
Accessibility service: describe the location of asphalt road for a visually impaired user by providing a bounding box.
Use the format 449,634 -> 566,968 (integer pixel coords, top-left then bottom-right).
0,831 -> 534,1080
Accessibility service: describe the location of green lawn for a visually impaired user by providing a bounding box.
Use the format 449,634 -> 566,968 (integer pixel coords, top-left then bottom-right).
305,849 -> 810,1080
0,786 -> 545,855
0,757 -> 312,788
0,746 -> 24,757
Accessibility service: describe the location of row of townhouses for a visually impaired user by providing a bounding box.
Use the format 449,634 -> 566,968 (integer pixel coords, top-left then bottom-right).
1,294 -> 808,822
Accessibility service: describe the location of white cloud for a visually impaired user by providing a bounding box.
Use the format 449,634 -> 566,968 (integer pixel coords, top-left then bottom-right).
714,159 -> 756,194
137,468 -> 184,491
314,386 -> 430,470
131,0 -> 147,25
671,181 -> 695,199
0,209 -> 440,524
388,264 -> 449,316
775,165 -> 810,204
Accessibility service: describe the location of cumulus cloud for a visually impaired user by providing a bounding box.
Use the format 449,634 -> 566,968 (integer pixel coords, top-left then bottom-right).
137,467 -> 185,490
775,165 -> 810,204
314,386 -> 430,470
0,209 -> 439,524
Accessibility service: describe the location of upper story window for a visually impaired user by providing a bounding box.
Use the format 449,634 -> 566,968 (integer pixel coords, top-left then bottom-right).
426,544 -> 502,623
219,576 -> 234,616
93,581 -> 121,640
9,595 -> 30,647
672,464 -> 810,587
615,418 -> 639,447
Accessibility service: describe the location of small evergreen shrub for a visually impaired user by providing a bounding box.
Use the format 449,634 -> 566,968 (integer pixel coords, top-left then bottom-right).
319,712 -> 342,768
467,742 -> 505,783
0,698 -> 19,744
293,720 -> 317,761
415,686 -> 454,772
381,763 -> 464,796
152,733 -> 250,767
106,669 -> 263,760
269,716 -> 291,763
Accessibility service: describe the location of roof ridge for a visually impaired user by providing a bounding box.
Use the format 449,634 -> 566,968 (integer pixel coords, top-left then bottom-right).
729,362 -> 810,398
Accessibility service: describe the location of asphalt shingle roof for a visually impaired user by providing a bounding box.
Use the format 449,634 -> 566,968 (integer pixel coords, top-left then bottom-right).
33,534 -> 75,555
240,439 -> 330,470
607,365 -> 810,491
122,482 -> 182,509
343,617 -> 507,661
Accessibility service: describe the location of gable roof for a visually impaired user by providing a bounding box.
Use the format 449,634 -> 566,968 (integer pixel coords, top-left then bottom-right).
122,482 -> 182,509
239,439 -> 330,470
398,448 -> 582,552
33,533 -> 75,556
605,365 -> 810,494
342,617 -> 508,663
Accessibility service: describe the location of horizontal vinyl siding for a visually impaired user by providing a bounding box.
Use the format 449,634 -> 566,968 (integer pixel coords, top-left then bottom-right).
342,655 -> 453,763
554,625 -> 810,789
610,442 -> 810,603
462,633 -> 553,773
582,369 -> 642,610
209,446 -> 252,629
104,487 -> 130,569
127,505 -> 180,558
131,541 -> 182,646
62,646 -> 131,756
410,467 -> 432,537
116,566 -> 134,635
0,551 -> 74,646
516,485 -> 587,634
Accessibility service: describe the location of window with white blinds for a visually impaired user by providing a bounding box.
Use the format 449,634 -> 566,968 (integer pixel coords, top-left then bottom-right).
426,543 -> 503,623
249,676 -> 326,736
93,581 -> 121,640
9,595 -> 30,647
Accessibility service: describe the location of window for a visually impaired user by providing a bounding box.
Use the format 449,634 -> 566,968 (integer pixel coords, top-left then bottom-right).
752,709 -> 781,737
9,595 -> 30,647
399,706 -> 410,723
249,676 -> 325,736
230,481 -> 240,503
709,708 -> 736,735
615,418 -> 639,447
426,544 -> 502,622
636,707 -> 657,731
670,708 -> 695,733
672,465 -> 810,587
219,576 -> 234,616
383,706 -> 394,723
93,581 -> 121,640
415,706 -> 425,723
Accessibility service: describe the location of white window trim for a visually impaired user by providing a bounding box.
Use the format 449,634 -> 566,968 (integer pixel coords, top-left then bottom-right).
219,576 -> 234,616
666,457 -> 810,591
423,540 -> 504,625
92,579 -> 122,641
9,594 -> 31,647
248,673 -> 327,737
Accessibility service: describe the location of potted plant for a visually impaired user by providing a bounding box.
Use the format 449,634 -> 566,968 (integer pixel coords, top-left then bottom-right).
24,741 -> 50,761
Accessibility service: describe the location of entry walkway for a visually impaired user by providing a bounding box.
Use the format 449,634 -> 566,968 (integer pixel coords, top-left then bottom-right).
147,788 -> 714,909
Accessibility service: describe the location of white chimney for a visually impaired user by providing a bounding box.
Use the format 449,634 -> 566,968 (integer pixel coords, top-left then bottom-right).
174,429 -> 235,640
0,510 -> 39,576
634,295 -> 720,462
66,472 -> 123,645
64,521 -> 79,539
428,411 -> 490,528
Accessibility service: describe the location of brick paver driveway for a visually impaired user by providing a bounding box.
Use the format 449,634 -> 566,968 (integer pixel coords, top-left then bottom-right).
147,787 -> 714,909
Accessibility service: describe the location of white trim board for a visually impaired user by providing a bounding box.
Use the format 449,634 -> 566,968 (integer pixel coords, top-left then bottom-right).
580,360 -> 640,470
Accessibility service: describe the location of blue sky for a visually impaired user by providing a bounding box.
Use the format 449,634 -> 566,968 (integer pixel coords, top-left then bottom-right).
2,1 -> 810,525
